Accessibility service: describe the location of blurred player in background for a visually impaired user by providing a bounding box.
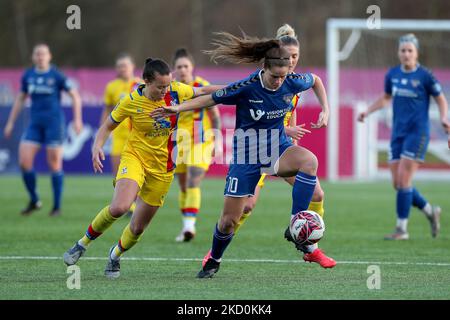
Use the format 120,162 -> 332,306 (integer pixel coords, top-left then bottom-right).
101,54 -> 140,177
3,43 -> 82,216
358,34 -> 449,240
201,24 -> 335,268
63,58 -> 221,278
102,54 -> 141,215
172,48 -> 222,242
152,32 -> 330,278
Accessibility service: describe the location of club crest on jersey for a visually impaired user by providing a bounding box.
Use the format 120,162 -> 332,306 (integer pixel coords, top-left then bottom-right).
121,167 -> 128,175
250,109 -> 265,121
283,94 -> 294,104
215,88 -> 226,97
411,80 -> 420,87
46,78 -> 55,86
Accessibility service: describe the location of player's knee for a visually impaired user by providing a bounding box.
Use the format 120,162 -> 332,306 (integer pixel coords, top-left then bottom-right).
219,216 -> 239,233
299,154 -> 318,175
109,203 -> 131,217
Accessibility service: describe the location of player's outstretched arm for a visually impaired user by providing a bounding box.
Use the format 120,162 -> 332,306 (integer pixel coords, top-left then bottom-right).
92,116 -> 118,173
358,93 -> 392,123
150,94 -> 216,119
310,74 -> 330,129
3,92 -> 27,139
194,85 -> 225,97
68,89 -> 83,135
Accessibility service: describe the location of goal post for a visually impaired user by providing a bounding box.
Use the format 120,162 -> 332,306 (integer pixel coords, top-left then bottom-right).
326,18 -> 450,182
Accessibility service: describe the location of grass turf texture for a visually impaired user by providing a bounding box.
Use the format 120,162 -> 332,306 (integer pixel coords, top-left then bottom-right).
0,175 -> 449,300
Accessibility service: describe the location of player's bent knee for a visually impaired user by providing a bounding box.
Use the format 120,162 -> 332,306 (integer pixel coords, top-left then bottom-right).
299,154 -> 318,175
109,203 -> 132,217
219,216 -> 239,233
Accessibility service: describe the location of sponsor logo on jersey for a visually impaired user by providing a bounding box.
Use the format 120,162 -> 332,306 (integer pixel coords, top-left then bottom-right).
249,109 -> 265,121
249,99 -> 263,103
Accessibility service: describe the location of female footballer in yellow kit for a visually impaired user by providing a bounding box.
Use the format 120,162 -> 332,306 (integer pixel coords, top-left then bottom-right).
63,58 -> 220,278
172,48 -> 222,242
101,54 -> 141,177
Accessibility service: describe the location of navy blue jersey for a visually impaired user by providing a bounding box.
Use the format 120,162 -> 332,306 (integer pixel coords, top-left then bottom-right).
384,64 -> 442,138
21,65 -> 73,122
212,69 -> 314,165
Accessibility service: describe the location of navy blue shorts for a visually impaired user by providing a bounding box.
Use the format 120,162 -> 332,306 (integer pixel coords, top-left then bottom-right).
389,133 -> 429,163
22,119 -> 65,147
224,141 -> 293,197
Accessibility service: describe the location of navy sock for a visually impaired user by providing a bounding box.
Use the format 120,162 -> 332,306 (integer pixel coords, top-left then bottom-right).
210,224 -> 234,261
412,187 -> 427,210
51,171 -> 64,210
397,188 -> 413,219
22,170 -> 39,203
291,172 -> 317,215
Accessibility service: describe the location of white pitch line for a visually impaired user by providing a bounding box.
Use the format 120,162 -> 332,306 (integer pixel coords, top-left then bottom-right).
0,255 -> 450,267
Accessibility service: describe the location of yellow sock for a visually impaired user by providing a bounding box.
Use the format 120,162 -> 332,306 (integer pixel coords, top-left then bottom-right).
179,191 -> 186,212
112,224 -> 142,259
234,211 -> 252,234
184,187 -> 201,212
308,200 -> 325,218
79,206 -> 118,247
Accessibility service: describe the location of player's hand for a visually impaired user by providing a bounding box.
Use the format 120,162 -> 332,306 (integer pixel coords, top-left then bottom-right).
92,147 -> 105,173
150,106 -> 179,120
357,111 -> 368,123
73,120 -> 83,135
285,124 -> 311,140
311,111 -> 329,129
3,122 -> 13,139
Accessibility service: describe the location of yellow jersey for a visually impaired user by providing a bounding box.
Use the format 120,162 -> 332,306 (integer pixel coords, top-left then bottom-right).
104,77 -> 141,139
176,76 -> 212,145
110,82 -> 194,174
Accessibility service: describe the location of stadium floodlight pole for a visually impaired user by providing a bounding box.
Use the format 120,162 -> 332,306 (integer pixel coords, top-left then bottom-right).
326,18 -> 450,182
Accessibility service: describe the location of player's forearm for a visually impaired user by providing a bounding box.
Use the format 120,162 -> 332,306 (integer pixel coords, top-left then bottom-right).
70,90 -> 82,123
367,94 -> 391,115
312,75 -> 330,114
178,94 -> 216,113
6,93 -> 26,126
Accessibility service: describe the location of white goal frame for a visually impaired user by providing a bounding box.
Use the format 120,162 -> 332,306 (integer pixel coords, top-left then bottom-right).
326,18 -> 450,182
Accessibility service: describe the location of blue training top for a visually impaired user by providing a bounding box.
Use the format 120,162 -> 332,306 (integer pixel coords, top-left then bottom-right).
212,69 -> 314,165
384,64 -> 442,138
21,65 -> 73,123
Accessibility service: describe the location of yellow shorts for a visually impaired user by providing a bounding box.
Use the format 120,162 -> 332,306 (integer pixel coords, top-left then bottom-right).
111,121 -> 131,156
116,153 -> 174,207
175,141 -> 213,173
257,174 -> 267,188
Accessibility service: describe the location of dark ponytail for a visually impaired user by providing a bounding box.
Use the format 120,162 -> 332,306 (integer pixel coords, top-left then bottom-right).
142,58 -> 171,82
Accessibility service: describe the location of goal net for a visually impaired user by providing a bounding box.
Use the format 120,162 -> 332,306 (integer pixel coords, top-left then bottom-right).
326,19 -> 450,181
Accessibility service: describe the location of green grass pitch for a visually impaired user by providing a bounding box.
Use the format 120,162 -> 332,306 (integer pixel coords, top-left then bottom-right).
0,175 -> 449,300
